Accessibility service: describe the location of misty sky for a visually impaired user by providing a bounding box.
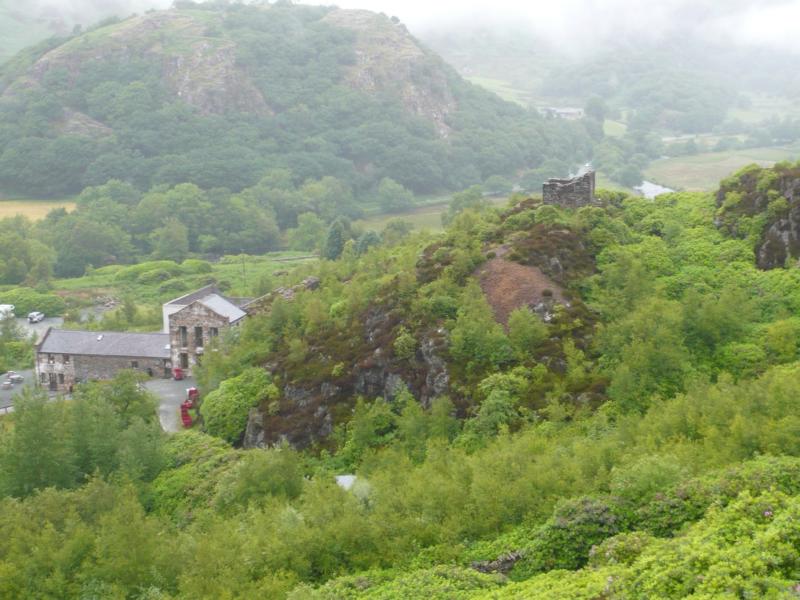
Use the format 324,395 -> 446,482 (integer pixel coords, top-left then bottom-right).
19,0 -> 800,53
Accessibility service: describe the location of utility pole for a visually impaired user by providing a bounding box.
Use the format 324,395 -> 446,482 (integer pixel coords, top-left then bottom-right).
241,252 -> 247,292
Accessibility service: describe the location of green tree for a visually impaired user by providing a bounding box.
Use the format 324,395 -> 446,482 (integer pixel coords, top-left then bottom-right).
287,212 -> 326,252
151,218 -> 190,262
377,177 -> 414,212
323,218 -> 350,260
507,307 -> 548,359
0,389 -> 76,497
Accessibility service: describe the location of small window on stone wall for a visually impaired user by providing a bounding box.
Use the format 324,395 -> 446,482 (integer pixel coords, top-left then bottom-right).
131,360 -> 138,369
58,373 -> 64,384
194,326 -> 203,348
63,354 -> 70,363
40,372 -> 47,384
47,354 -> 54,364
179,326 -> 187,347
210,327 -> 219,338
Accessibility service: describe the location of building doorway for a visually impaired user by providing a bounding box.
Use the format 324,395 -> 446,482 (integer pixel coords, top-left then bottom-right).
48,373 -> 57,391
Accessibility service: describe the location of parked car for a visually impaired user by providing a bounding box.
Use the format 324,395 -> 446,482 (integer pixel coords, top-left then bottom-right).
27,311 -> 45,323
0,380 -> 11,390
7,372 -> 23,384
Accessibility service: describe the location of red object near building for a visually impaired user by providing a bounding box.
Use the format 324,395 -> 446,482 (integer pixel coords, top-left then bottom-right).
172,367 -> 184,380
180,400 -> 193,427
186,387 -> 199,407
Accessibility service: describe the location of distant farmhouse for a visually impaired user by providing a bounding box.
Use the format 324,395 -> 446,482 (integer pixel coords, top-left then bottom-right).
36,285 -> 252,393
537,106 -> 584,120
543,168 -> 596,209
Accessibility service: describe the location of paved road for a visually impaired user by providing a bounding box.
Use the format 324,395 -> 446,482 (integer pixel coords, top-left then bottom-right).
0,369 -> 35,413
144,376 -> 196,433
15,317 -> 63,342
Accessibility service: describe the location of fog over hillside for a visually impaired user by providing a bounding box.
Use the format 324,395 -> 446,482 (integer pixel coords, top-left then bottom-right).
15,0 -> 800,54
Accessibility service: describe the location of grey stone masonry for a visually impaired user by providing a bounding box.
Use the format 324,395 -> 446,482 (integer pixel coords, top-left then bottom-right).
36,351 -> 170,393
543,170 -> 596,209
169,301 -> 236,377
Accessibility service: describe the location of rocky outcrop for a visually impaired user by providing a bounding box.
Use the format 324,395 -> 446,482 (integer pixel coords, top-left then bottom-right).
6,11 -> 270,117
757,201 -> 800,269
242,406 -> 266,448
716,165 -> 800,270
471,551 -> 525,575
324,9 -> 456,138
243,309 -> 450,449
162,39 -> 270,116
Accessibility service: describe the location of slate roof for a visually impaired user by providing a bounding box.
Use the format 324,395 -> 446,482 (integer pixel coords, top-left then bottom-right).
166,285 -> 249,323
38,329 -> 170,359
196,294 -> 247,323
164,284 -> 220,306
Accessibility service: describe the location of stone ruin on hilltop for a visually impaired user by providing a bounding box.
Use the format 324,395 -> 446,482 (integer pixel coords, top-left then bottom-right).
543,169 -> 596,209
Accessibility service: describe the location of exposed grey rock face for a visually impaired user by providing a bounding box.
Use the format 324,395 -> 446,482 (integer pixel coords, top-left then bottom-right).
284,385 -> 313,409
242,322 -> 451,449
323,9 -> 456,138
419,333 -> 449,407
756,177 -> 800,269
471,551 -> 525,575
243,406 -> 266,448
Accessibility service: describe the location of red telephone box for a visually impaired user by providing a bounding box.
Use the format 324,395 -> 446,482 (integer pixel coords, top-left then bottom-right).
180,400 -> 193,428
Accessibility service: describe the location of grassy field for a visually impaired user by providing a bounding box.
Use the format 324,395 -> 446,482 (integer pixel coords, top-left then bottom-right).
466,76 -> 532,106
53,252 -> 318,307
356,196 -> 511,233
603,119 -> 627,137
645,145 -> 800,191
595,171 -> 635,194
728,93 -> 800,124
0,199 -> 76,220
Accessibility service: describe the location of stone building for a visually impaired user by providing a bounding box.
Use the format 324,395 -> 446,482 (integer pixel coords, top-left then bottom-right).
164,285 -> 250,376
35,285 -> 254,392
542,169 -> 596,209
35,329 -> 170,393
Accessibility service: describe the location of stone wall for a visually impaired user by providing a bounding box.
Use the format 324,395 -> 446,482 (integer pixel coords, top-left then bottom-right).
169,302 -> 233,376
36,353 -> 168,393
542,170 -> 596,209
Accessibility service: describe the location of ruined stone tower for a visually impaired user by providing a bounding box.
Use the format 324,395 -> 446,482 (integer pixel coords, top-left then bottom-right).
542,169 -> 596,209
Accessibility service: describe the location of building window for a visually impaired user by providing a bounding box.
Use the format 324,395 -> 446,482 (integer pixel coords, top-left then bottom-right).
131,360 -> 139,369
194,326 -> 203,348
40,372 -> 47,384
47,353 -> 54,364
58,373 -> 64,384
180,353 -> 189,369
179,326 -> 187,347
210,327 -> 219,338
63,354 -> 70,364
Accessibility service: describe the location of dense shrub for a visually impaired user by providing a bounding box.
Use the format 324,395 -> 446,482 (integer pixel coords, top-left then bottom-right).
200,367 -> 279,444
0,287 -> 66,315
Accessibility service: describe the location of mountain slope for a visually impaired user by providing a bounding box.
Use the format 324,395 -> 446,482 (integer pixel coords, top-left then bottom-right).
0,2 -> 591,198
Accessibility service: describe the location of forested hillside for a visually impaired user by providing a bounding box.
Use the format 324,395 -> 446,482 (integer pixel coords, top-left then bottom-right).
0,1 -> 591,198
5,164 -> 800,597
